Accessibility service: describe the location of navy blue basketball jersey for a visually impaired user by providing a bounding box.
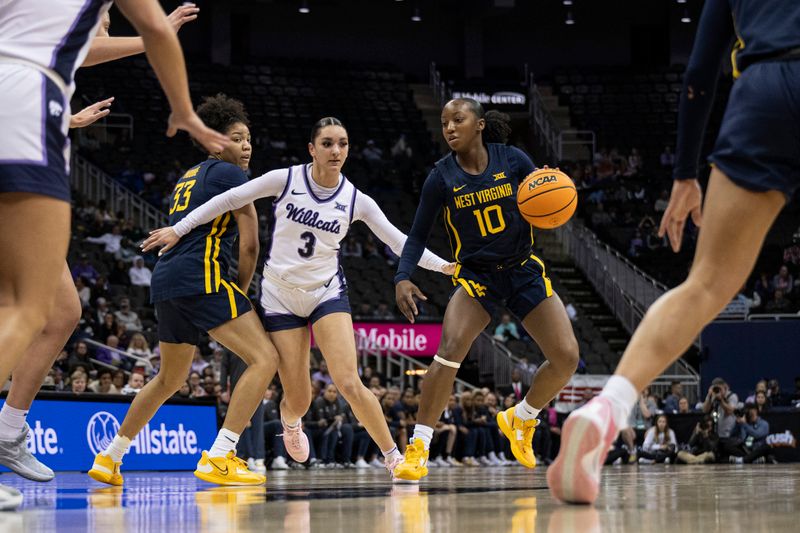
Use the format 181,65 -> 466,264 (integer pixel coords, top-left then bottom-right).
151,160 -> 249,302
727,0 -> 800,74
396,144 -> 535,281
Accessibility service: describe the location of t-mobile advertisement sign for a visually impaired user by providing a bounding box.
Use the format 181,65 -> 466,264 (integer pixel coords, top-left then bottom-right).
313,322 -> 442,356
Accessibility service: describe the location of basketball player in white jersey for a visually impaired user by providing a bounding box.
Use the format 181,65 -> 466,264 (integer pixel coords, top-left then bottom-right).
0,0 -> 225,508
143,117 -> 454,476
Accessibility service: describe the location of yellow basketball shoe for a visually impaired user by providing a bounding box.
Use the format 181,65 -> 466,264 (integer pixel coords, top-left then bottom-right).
392,439 -> 429,483
194,451 -> 266,486
88,453 -> 123,486
497,406 -> 539,469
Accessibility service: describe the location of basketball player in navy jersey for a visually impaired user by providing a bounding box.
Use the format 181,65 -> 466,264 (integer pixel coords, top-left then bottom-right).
549,0 -> 800,504
392,99 -> 580,482
0,3 -> 202,486
89,94 -> 279,487
0,0 -> 225,508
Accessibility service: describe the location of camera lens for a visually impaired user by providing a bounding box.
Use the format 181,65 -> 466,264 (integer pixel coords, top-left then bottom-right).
712,386 -> 720,394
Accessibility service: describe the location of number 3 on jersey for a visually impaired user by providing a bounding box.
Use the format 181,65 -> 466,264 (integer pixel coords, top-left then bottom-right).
298,231 -> 316,258
169,180 -> 196,215
472,205 -> 506,237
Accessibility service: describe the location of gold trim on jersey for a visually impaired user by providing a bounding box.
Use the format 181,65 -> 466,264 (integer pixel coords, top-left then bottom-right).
444,206 -> 462,262
530,254 -> 553,297
218,279 -> 238,319
203,212 -> 231,294
731,16 -> 745,79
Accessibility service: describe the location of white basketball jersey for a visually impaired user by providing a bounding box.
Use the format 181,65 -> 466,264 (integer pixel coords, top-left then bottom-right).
264,164 -> 357,290
0,0 -> 111,95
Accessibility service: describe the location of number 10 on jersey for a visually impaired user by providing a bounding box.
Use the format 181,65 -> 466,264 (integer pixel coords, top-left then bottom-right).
472,205 -> 506,237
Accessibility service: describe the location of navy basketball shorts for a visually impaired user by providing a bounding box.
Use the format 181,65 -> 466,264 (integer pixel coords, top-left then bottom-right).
451,253 -> 554,319
155,288 -> 253,345
709,59 -> 800,199
0,65 -> 71,202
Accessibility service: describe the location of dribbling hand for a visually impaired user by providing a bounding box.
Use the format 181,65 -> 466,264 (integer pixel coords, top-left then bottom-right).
70,97 -> 114,129
658,179 -> 703,253
141,227 -> 180,256
395,280 -> 427,324
167,111 -> 229,154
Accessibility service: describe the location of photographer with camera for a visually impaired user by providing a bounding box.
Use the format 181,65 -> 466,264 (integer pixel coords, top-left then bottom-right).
730,405 -> 774,464
677,415 -> 718,464
702,377 -> 743,460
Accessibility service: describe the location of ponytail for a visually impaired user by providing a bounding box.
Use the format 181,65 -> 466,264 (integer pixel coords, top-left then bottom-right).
483,110 -> 512,144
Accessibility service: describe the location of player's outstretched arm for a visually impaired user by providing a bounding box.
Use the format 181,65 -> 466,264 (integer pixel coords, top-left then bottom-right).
83,4 -> 199,67
353,191 -> 455,275
113,0 -> 226,153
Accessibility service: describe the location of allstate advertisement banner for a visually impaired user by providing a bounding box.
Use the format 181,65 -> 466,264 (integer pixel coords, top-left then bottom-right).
0,398 -> 216,471
554,374 -> 610,413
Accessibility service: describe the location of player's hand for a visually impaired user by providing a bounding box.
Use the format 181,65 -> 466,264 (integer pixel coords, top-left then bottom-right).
442,262 -> 457,276
70,97 -> 114,129
167,111 -> 229,154
167,3 -> 199,33
141,227 -> 180,256
395,280 -> 427,324
658,179 -> 703,253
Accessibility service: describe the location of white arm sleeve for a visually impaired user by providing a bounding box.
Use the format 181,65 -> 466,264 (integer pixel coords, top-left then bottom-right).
353,192 -> 449,274
172,168 -> 289,237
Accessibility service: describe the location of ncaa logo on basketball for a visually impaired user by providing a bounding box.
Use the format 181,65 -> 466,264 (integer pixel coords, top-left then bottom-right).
527,175 -> 558,191
86,411 -> 120,456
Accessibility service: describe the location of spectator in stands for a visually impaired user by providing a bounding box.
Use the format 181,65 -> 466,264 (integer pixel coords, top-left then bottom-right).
363,234 -> 380,258
86,225 -> 124,256
393,389 -> 419,431
309,384 -> 353,467
114,298 -> 142,332
173,381 -> 192,400
90,369 -> 119,394
346,402 -> 377,469
765,289 -> 792,313
341,236 -> 363,258
128,256 -> 152,287
620,389 -> 657,460
731,405 -> 772,464
372,302 -> 395,320
499,369 -> 526,403
355,303 -> 372,319
201,375 -> 218,398
188,371 -> 204,397
628,230 -> 644,258
784,241 -> 800,267
109,259 -> 131,285
190,347 -> 209,374
68,341 -> 95,375
515,356 -> 538,380
362,139 -> 383,163
391,133 -> 413,160
53,349 -> 70,376
458,391 -> 482,466
590,203 -> 613,227
493,313 -> 520,343
94,313 -> 117,344
74,276 -> 91,307
772,265 -> 794,296
71,372 -> 88,395
91,275 -> 111,304
382,390 -> 407,452
431,395 -> 460,467
659,146 -> 674,168
639,414 -> 677,464
678,396 -> 692,414
754,272 -> 774,307
767,379 -> 792,407
754,390 -> 769,414
664,381 -> 683,413
76,307 -> 98,340
120,372 -> 144,395
71,254 -> 99,284
677,416 -> 718,464
745,380 -> 768,404
95,335 -> 122,368
627,148 -> 641,174
311,360 -> 334,387
654,189 -> 670,214
703,378 -> 740,458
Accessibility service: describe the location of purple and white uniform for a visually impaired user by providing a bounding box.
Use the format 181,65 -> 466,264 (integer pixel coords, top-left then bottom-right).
0,0 -> 112,200
173,163 -> 449,330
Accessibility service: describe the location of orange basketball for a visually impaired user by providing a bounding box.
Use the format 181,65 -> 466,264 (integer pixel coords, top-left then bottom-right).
517,167 -> 578,229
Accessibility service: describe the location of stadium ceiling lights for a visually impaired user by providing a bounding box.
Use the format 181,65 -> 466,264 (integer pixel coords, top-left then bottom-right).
298,0 -> 310,14
565,11 -> 575,25
681,8 -> 691,23
562,0 -> 573,5
411,7 -> 421,22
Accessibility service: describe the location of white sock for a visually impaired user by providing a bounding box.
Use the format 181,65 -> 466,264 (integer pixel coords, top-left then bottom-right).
282,416 -> 300,429
208,428 -> 239,458
105,435 -> 131,463
0,404 -> 28,440
514,398 -> 541,421
599,375 -> 638,429
381,445 -> 399,458
411,424 -> 434,450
